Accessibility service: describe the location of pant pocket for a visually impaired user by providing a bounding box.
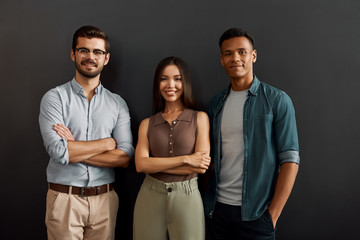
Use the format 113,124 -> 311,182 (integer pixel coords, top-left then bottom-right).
262,209 -> 275,231
46,190 -> 61,220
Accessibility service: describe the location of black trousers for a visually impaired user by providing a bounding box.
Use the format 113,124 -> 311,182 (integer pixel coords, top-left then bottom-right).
206,202 -> 276,240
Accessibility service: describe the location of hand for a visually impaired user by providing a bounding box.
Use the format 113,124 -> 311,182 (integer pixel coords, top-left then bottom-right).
53,124 -> 74,141
105,138 -> 117,151
193,167 -> 207,174
185,152 -> 211,169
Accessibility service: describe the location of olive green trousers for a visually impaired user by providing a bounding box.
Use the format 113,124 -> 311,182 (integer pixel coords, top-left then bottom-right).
133,174 -> 205,240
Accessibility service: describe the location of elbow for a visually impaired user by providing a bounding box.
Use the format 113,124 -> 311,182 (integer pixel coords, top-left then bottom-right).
135,167 -> 142,173
46,139 -> 69,165
135,163 -> 145,173
48,149 -> 69,165
113,149 -> 131,168
115,155 -> 130,168
121,157 -> 130,168
134,159 -> 149,173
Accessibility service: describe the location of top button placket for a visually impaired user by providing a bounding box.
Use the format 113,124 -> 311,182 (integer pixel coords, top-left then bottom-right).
87,97 -> 94,141
169,121 -> 176,156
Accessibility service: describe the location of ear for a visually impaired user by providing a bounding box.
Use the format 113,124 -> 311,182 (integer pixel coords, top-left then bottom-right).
104,52 -> 110,66
252,49 -> 257,63
70,49 -> 75,62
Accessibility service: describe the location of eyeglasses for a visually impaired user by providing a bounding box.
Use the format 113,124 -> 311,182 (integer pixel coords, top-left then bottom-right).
75,48 -> 107,59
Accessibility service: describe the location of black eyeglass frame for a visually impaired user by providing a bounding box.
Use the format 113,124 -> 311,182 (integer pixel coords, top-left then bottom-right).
74,48 -> 107,58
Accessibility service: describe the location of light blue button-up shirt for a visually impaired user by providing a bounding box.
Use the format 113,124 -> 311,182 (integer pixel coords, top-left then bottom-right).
204,76 -> 300,221
39,78 -> 134,187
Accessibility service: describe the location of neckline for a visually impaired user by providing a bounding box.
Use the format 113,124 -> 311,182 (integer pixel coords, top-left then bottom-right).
161,109 -> 186,125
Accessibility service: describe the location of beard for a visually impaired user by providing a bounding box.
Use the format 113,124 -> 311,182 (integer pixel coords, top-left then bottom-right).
75,58 -> 104,78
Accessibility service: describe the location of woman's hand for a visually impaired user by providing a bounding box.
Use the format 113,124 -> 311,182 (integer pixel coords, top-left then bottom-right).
185,152 -> 211,169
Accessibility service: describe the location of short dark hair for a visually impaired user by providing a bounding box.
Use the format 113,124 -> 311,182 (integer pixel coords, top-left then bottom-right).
72,25 -> 110,52
152,56 -> 195,113
219,28 -> 255,49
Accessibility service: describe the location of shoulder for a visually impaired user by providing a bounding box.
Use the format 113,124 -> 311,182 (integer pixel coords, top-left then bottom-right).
196,111 -> 210,132
41,88 -> 59,101
40,81 -> 71,105
209,87 -> 229,112
259,81 -> 293,104
102,87 -> 129,107
139,117 -> 150,133
260,81 -> 289,98
196,111 -> 209,123
258,82 -> 295,115
140,117 -> 150,126
207,87 -> 229,119
210,87 -> 228,104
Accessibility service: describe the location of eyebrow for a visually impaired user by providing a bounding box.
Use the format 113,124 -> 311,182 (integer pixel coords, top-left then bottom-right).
161,74 -> 182,77
223,48 -> 247,52
77,47 -> 106,51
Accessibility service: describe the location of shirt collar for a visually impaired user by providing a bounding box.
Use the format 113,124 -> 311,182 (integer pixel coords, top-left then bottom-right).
153,108 -> 193,126
70,77 -> 103,95
224,75 -> 260,98
248,75 -> 260,96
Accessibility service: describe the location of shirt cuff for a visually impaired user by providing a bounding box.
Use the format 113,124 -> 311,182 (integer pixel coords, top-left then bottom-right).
118,143 -> 135,160
278,150 -> 300,165
52,138 -> 70,165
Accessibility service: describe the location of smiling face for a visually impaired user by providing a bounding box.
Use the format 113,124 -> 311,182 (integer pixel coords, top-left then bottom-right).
159,64 -> 184,105
220,36 -> 257,84
71,37 -> 110,79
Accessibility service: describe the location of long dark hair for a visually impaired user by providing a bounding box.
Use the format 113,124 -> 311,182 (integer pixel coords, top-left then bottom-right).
152,56 -> 195,113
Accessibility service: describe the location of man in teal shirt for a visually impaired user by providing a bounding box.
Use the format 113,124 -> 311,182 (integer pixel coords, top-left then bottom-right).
204,28 -> 300,239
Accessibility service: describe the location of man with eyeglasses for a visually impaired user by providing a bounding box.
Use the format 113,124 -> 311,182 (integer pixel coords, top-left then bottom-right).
39,25 -> 134,240
203,28 -> 300,239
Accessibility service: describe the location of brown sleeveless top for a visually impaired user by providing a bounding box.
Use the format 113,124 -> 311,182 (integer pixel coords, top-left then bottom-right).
147,109 -> 198,182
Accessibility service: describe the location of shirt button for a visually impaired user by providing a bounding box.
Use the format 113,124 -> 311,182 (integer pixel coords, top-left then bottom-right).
170,128 -> 173,131
170,150 -> 173,154
170,142 -> 172,145
173,121 -> 176,124
170,134 -> 172,137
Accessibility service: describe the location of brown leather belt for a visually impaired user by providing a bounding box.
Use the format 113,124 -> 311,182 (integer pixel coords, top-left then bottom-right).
49,183 -> 114,196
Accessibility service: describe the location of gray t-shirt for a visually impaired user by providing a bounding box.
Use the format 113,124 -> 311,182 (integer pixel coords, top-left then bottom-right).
217,88 -> 248,206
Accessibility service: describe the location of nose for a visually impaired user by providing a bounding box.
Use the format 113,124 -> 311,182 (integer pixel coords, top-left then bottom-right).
231,52 -> 240,62
87,51 -> 96,59
167,79 -> 175,88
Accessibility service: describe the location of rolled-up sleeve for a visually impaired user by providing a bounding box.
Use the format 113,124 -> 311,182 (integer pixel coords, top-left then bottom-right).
274,92 -> 300,165
112,96 -> 135,159
39,89 -> 69,165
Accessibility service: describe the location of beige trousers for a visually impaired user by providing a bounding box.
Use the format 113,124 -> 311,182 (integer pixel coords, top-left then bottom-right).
45,187 -> 119,240
133,175 -> 205,240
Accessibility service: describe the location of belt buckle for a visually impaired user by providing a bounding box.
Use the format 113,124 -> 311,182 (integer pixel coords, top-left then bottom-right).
79,187 -> 89,197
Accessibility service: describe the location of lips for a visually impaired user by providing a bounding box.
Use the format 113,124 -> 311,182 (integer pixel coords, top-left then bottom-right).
165,90 -> 177,96
81,60 -> 97,67
230,64 -> 243,69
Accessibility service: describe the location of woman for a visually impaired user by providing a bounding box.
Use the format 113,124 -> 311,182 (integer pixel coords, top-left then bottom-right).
133,56 -> 210,240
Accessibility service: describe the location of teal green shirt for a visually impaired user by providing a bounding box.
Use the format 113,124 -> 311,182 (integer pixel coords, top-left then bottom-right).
203,76 -> 300,221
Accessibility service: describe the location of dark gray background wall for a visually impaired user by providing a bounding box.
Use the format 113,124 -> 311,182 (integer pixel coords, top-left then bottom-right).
1,0 -> 359,239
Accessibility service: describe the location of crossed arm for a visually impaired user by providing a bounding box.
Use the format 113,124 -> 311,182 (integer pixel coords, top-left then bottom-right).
135,111 -> 211,175
53,124 -> 130,168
